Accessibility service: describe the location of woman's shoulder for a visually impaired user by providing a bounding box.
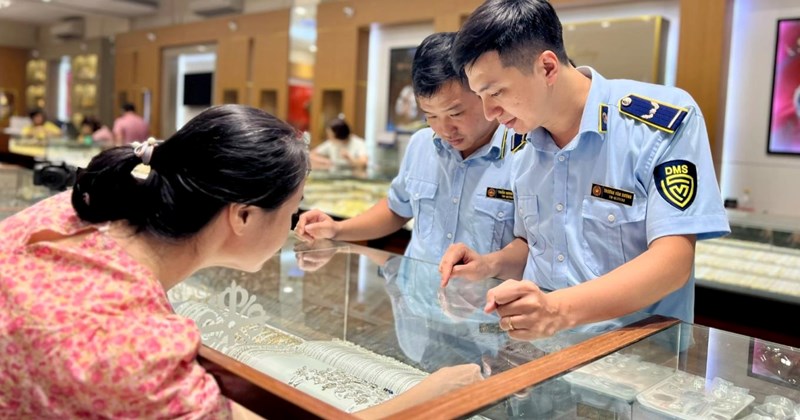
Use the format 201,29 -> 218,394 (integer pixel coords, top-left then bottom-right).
0,191 -> 86,250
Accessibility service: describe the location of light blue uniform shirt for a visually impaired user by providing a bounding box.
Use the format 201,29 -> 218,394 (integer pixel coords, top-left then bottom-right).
388,125 -> 516,262
511,67 -> 730,323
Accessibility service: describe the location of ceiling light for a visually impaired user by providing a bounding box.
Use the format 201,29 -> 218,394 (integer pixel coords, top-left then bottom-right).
309,45 -> 317,53
296,6 -> 306,16
0,0 -> 12,8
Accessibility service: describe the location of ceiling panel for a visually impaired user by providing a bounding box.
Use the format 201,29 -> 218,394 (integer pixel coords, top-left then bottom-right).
0,0 -> 157,24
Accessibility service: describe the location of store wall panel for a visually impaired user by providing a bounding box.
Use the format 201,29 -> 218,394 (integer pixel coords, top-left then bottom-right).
720,0 -> 800,216
114,9 -> 291,138
676,0 -> 733,177
0,46 -> 29,116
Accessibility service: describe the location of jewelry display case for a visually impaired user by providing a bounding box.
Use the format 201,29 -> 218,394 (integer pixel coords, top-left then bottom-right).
696,210 -> 800,302
301,172 -> 392,220
458,322 -> 800,420
167,235 -> 666,418
694,210 -> 800,346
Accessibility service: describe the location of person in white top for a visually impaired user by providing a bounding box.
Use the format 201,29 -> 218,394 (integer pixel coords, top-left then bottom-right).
310,118 -> 368,172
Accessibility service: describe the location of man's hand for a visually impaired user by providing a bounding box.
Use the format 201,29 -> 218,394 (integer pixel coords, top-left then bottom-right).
295,247 -> 340,272
439,243 -> 493,287
485,280 -> 566,341
294,209 -> 339,242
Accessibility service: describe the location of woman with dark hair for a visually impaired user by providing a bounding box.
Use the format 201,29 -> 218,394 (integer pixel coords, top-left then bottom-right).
310,117 -> 368,172
0,104 -> 479,418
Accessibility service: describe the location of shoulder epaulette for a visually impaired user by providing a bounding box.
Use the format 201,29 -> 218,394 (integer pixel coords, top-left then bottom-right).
618,94 -> 689,134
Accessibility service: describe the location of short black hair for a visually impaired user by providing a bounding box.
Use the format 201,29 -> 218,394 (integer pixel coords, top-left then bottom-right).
122,102 -> 136,113
81,116 -> 102,132
411,32 -> 463,98
452,0 -> 568,74
73,104 -> 308,240
28,108 -> 45,119
327,118 -> 350,140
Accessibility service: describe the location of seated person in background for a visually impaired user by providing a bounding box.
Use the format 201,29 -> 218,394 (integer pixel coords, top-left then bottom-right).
20,108 -> 61,141
309,118 -> 368,171
296,32 -> 517,263
79,116 -> 113,145
0,104 -> 480,419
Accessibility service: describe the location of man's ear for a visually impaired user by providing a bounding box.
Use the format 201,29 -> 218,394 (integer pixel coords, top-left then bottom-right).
227,203 -> 250,236
539,50 -> 560,86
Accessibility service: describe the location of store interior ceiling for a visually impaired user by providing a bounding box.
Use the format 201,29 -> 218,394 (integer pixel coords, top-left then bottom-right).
0,0 -> 159,22
0,0 -> 318,65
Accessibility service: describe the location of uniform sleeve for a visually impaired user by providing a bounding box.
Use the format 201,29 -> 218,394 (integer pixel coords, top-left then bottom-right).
51,314 -> 231,419
644,106 -> 730,244
386,133 -> 421,219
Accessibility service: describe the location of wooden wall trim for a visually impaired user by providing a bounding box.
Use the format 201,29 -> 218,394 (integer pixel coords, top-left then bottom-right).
676,0 -> 733,179
385,315 -> 680,420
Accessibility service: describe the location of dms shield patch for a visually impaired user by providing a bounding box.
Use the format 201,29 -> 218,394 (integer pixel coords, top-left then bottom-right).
654,160 -> 697,211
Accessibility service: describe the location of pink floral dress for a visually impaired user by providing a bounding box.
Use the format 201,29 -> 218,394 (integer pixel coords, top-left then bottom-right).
0,192 -> 231,419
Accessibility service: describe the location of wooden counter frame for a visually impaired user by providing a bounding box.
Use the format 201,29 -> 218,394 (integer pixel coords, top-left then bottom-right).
197,315 -> 679,418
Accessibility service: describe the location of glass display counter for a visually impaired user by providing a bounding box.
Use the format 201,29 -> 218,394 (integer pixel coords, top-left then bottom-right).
693,210 -> 800,346
9,137 -> 102,168
464,323 -> 800,420
300,171 -> 393,220
0,165 -> 54,220
167,234 -> 681,418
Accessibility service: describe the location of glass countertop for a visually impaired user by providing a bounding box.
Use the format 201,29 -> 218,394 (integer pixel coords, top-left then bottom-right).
167,235 -> 647,414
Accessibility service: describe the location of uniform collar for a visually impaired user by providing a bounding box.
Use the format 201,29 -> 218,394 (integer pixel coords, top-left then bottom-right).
576,66 -> 611,139
526,67 -> 610,153
432,125 -> 506,162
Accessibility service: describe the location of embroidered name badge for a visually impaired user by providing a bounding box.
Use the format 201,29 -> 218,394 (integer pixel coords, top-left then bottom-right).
618,94 -> 688,134
591,183 -> 634,206
654,160 -> 697,211
487,187 -> 514,201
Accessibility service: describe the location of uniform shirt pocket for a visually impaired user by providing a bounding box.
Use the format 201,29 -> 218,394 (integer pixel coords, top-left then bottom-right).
580,196 -> 646,276
406,178 -> 438,239
473,196 -> 515,252
516,195 -> 545,257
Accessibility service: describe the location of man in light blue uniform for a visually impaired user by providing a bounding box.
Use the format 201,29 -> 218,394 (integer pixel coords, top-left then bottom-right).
296,32 -> 518,262
440,0 -> 729,339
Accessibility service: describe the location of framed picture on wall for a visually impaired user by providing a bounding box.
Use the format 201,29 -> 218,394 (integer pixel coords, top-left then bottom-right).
386,47 -> 425,133
766,17 -> 800,155
747,338 -> 800,390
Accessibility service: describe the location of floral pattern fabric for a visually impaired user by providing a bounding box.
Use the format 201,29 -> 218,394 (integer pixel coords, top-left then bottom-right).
0,192 -> 231,419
